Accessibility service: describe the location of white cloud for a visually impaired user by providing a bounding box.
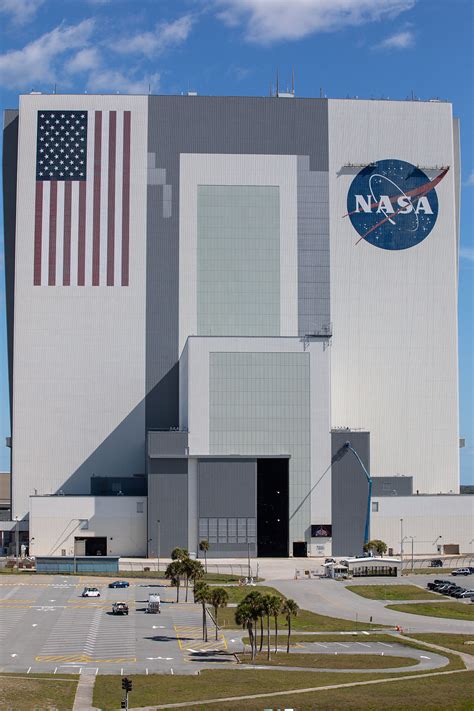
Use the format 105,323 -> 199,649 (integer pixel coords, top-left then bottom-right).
0,20 -> 95,89
86,69 -> 160,94
0,0 -> 44,25
460,247 -> 474,263
113,15 -> 194,58
212,0 -> 415,44
375,30 -> 414,50
65,48 -> 101,74
464,171 -> 474,187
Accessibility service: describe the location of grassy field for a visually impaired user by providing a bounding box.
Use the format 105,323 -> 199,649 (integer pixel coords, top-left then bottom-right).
346,584 -> 442,601
236,652 -> 417,669
386,602 -> 474,621
404,633 -> 474,656
407,568 -> 455,575
93,668 -> 453,711
0,675 -> 78,710
219,605 -> 386,632
241,633 -> 402,646
207,670 -> 474,710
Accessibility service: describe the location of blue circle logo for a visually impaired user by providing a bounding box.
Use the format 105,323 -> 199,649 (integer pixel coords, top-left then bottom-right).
345,159 -> 448,250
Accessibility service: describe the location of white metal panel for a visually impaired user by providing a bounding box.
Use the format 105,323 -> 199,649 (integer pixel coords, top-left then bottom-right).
328,99 -> 459,494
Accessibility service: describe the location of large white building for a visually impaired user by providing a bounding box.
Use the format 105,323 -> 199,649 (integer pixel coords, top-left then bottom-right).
3,92 -> 470,559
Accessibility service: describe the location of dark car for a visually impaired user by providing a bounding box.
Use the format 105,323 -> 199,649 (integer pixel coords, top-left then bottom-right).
108,580 -> 130,589
451,588 -> 466,598
430,559 -> 443,568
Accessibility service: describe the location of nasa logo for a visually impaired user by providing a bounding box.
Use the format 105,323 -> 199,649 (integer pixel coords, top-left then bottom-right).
345,159 -> 448,250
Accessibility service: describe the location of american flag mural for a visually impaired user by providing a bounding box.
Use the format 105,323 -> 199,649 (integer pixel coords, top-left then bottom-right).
34,109 -> 131,286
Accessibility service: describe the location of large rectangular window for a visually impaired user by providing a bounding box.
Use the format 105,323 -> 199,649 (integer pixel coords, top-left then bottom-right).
197,185 -> 280,336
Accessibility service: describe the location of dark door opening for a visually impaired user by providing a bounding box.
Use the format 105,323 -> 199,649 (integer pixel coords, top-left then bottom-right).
83,537 -> 107,556
257,458 -> 289,557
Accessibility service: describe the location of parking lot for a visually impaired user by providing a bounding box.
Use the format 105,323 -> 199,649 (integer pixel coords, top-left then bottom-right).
0,575 -> 229,675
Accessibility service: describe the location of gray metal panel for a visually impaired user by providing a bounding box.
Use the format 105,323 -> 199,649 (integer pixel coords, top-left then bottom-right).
149,458 -> 187,475
372,476 -> 413,497
2,110 -> 19,439
148,431 -> 188,457
331,431 -> 370,556
147,460 -> 188,556
198,459 -> 256,518
146,96 -> 329,429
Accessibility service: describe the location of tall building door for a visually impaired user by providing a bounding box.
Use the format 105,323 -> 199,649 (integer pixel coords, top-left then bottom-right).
257,459 -> 289,557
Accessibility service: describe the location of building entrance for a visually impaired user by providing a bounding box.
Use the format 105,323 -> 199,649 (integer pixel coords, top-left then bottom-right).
75,537 -> 107,557
257,459 -> 289,557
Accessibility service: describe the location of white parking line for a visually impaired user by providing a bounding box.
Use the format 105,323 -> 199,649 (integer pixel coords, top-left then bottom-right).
356,642 -> 371,647
314,643 -> 328,648
27,667 -> 31,674
379,642 -> 393,647
335,643 -> 350,647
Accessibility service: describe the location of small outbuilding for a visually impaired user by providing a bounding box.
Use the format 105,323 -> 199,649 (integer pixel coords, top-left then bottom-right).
340,556 -> 401,577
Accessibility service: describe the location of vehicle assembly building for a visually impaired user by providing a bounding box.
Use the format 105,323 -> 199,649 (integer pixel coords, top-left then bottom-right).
3,92 -> 471,559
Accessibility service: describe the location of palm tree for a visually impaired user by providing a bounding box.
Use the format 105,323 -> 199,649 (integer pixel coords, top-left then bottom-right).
243,591 -> 264,653
282,599 -> 299,653
181,557 -> 203,602
171,547 -> 189,561
208,587 -> 229,640
268,595 -> 283,654
165,560 -> 184,602
188,559 -> 204,592
261,595 -> 273,660
193,581 -> 210,642
199,540 -> 209,573
235,601 -> 255,660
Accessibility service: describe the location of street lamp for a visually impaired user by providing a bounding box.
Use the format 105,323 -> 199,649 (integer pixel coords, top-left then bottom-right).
400,518 -> 404,574
157,520 -> 161,573
409,535 -> 415,572
332,441 -> 372,547
14,517 -> 19,569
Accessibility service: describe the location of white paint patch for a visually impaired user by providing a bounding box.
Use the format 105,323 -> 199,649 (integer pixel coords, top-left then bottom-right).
420,655 -> 431,659
32,624 -> 38,627
11,654 -> 17,658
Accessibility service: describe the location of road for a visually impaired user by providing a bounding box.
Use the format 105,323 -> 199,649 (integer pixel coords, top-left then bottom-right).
270,575 -> 474,633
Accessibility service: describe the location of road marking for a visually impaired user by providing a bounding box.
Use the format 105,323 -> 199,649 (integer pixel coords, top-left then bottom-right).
32,624 -> 38,627
11,654 -> 17,658
379,642 -> 393,647
314,643 -> 328,648
356,642 -> 371,647
420,655 -> 431,659
335,643 -> 350,647
27,667 -> 31,674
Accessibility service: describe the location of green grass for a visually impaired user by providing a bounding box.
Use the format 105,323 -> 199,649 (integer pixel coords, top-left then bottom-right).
219,605 -> 388,632
407,568 -> 455,575
386,602 -> 474,621
93,669 -> 450,711
208,670 -> 474,710
404,633 -> 474,656
236,652 -> 417,669
211,585 -> 284,604
346,584 -> 442,601
0,675 -> 78,710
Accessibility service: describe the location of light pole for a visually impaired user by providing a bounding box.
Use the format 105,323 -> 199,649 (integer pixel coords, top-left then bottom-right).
14,517 -> 19,569
400,518 -> 404,574
409,535 -> 415,572
157,520 -> 161,573
332,442 -> 372,547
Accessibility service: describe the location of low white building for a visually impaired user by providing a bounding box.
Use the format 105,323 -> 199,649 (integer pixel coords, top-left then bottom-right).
29,496 -> 147,558
371,495 -> 474,556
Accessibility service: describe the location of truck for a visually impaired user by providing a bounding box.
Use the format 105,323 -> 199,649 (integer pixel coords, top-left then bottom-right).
112,602 -> 129,615
146,593 -> 161,614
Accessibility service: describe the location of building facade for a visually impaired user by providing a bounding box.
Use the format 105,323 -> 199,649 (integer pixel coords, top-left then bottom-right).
3,93 -> 463,557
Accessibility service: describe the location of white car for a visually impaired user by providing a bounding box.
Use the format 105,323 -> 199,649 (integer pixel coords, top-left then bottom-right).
82,587 -> 100,597
459,590 -> 474,598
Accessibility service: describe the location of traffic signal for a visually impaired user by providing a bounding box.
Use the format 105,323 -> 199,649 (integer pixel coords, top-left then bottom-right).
121,678 -> 132,692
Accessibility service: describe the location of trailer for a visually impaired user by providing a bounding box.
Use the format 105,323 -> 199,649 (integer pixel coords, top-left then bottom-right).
146,593 -> 161,613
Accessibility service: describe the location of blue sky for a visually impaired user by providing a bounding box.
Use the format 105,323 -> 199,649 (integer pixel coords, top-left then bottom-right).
0,0 -> 473,481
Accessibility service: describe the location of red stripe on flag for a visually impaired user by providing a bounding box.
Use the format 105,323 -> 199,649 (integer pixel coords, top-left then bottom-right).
34,182 -> 43,286
92,111 -> 102,286
107,111 -> 116,286
121,111 -> 131,286
48,181 -> 57,286
78,181 -> 87,286
63,181 -> 72,286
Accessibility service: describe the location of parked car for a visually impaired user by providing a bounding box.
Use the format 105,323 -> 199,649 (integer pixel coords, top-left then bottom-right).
452,568 -> 471,576
450,588 -> 465,598
325,558 -> 336,564
430,559 -> 443,567
82,587 -> 100,598
459,590 -> 474,598
112,602 -> 129,615
108,580 -> 130,589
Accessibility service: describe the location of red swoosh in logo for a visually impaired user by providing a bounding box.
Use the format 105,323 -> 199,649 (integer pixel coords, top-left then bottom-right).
343,167 -> 449,244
